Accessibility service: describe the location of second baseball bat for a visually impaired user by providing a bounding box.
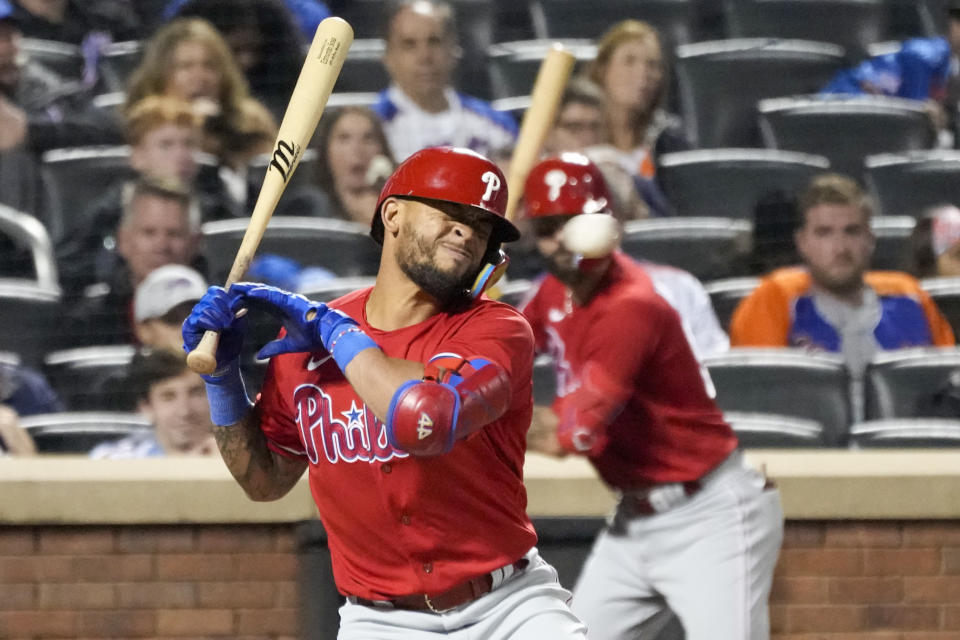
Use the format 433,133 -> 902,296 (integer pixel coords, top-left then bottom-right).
187,16 -> 354,375
504,44 -> 576,222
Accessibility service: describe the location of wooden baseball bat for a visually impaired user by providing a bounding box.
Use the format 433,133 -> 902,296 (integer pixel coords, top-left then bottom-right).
187,17 -> 354,375
504,44 -> 576,222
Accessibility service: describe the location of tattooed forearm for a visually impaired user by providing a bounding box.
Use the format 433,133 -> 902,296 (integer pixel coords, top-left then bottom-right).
212,413 -> 306,501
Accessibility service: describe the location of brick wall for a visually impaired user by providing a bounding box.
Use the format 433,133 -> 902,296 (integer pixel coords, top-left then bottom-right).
772,521 -> 960,638
0,524 -> 301,639
3,521 -> 960,638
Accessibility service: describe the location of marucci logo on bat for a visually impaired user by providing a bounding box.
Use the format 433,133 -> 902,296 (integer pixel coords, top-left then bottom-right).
269,139 -> 302,183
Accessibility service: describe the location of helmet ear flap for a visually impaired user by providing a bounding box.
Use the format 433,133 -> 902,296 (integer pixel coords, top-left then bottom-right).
470,249 -> 509,299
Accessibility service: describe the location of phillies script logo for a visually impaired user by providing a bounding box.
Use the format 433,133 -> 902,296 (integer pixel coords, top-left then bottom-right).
294,384 -> 407,464
269,139 -> 302,183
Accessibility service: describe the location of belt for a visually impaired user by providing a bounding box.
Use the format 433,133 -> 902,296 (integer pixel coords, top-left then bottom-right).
620,450 -> 746,517
621,480 -> 701,516
348,559 -> 529,614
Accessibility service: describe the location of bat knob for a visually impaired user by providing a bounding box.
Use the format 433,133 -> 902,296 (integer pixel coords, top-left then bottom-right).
187,349 -> 218,375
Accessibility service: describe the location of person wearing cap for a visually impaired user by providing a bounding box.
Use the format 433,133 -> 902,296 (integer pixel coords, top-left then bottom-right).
133,264 -> 208,353
89,347 -> 215,459
518,153 -> 783,640
182,146 -> 587,638
911,203 -> 960,278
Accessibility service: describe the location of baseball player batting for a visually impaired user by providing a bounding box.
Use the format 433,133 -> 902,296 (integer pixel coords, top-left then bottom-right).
519,153 -> 784,640
182,147 -> 587,639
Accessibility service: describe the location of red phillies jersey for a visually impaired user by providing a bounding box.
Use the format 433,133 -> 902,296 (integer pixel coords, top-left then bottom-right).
256,288 -> 537,599
521,252 -> 737,489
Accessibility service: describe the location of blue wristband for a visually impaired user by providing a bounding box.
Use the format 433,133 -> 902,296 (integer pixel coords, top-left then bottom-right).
327,325 -> 378,371
204,364 -> 252,426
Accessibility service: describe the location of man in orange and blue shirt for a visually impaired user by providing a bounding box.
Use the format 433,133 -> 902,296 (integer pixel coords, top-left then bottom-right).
731,174 -> 954,382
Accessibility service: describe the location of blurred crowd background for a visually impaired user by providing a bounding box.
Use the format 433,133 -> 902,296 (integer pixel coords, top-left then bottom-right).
2,0 -> 960,458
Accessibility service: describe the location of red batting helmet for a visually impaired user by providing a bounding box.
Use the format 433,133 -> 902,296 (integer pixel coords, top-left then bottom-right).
523,152 -> 612,218
371,146 -> 519,244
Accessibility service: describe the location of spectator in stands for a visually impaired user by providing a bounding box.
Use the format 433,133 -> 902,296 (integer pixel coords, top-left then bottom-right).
731,174 -> 954,397
0,1 -> 122,218
821,1 -> 960,144
125,17 -> 277,194
586,20 -> 691,183
89,347 -> 215,458
57,95 -> 234,293
163,0 -> 309,122
0,405 -> 36,455
309,106 -> 395,223
133,264 -> 207,354
10,0 -> 140,45
372,0 -> 517,161
911,204 -> 960,279
164,0 -> 331,42
544,78 -> 607,156
67,177 -> 203,346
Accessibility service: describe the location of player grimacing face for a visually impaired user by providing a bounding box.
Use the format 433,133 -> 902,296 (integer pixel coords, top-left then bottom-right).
393,198 -> 492,307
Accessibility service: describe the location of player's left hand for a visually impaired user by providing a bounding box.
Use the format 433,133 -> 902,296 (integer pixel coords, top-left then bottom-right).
230,282 -> 361,360
527,406 -> 567,458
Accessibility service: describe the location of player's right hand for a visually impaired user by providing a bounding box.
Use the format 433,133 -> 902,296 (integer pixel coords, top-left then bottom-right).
182,286 -> 249,379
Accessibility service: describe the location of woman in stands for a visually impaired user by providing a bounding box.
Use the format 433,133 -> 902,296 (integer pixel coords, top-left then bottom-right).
311,106 -> 395,224
587,20 -> 691,183
124,17 -> 277,175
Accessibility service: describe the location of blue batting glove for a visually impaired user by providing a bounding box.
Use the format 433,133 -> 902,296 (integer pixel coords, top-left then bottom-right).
230,282 -> 378,369
182,286 -> 249,382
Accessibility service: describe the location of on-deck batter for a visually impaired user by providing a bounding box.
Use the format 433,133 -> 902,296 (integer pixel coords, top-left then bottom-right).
182,146 -> 586,639
519,153 -> 784,640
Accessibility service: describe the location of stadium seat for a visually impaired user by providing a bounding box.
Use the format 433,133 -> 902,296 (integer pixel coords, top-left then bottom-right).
332,39 -> 390,93
19,412 -> 151,454
201,217 -> 382,284
40,146 -> 136,243
849,418 -> 960,447
325,93 -> 380,109
96,40 -> 144,93
870,216 -> 916,271
865,151 -> 960,218
723,411 -> 827,448
297,276 -> 377,300
20,38 -> 84,81
0,204 -> 58,289
758,95 -> 937,180
43,345 -> 137,412
620,218 -> 752,281
486,40 -> 595,101
722,0 -> 891,61
530,0 -> 701,54
495,278 -> 533,308
0,280 -> 61,367
922,277 -> 960,338
658,149 -> 829,219
703,348 -> 851,446
863,347 -> 960,419
675,39 -> 846,148
703,277 -> 760,331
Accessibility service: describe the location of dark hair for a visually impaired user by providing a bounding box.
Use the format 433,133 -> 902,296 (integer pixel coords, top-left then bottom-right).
127,348 -> 190,402
910,215 -> 938,278
313,106 -> 394,219
797,173 -> 872,227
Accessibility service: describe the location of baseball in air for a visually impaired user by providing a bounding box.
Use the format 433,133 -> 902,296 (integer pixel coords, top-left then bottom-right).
561,213 -> 620,258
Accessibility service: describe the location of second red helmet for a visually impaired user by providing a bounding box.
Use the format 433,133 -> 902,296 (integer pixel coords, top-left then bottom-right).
372,146 -> 519,244
523,152 -> 613,218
